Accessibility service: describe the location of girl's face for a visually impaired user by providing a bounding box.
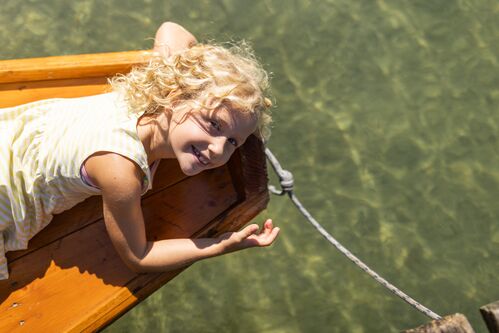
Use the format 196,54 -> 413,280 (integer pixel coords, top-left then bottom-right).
168,104 -> 258,176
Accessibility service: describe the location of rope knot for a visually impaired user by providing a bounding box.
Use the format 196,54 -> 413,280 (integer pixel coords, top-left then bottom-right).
278,169 -> 294,193
265,148 -> 294,195
262,147 -> 441,321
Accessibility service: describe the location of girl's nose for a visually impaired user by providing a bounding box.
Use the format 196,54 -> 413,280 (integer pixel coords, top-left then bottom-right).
208,137 -> 229,162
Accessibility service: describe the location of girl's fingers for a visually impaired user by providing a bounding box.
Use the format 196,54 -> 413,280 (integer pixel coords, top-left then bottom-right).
268,227 -> 280,242
240,224 -> 259,239
263,219 -> 273,235
259,226 -> 280,246
242,220 -> 278,246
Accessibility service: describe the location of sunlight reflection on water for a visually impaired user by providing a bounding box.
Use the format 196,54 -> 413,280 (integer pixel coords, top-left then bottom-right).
2,0 -> 499,332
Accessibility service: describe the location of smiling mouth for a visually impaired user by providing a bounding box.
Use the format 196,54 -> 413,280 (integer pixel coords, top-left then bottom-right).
192,145 -> 209,165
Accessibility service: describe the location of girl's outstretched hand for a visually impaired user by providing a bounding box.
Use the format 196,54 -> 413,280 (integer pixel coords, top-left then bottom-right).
218,219 -> 280,254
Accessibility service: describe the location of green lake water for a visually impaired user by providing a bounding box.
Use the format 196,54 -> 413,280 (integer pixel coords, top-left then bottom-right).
2,1 -> 499,332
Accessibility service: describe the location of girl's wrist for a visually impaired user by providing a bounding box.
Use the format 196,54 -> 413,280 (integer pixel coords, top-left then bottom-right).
215,235 -> 230,254
215,233 -> 239,255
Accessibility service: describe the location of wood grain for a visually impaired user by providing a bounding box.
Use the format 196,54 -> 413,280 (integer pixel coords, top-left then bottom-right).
0,50 -> 153,84
0,166 -> 239,332
0,50 -> 269,332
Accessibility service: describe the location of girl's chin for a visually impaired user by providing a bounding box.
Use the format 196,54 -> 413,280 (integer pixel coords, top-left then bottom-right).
180,163 -> 202,176
180,167 -> 198,176
175,153 -> 202,176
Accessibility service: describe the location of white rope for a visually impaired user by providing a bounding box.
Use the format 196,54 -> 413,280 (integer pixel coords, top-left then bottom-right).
265,148 -> 441,320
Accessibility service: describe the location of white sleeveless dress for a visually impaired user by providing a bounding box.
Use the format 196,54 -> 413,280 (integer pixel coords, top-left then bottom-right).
0,92 -> 153,279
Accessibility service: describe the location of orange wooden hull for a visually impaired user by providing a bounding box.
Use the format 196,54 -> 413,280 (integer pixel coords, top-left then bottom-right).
0,51 -> 269,332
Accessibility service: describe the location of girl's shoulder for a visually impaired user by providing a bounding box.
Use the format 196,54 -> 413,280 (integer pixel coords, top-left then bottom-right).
83,151 -> 144,199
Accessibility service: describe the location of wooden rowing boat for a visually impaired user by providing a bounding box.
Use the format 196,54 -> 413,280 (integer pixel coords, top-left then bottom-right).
0,51 -> 269,332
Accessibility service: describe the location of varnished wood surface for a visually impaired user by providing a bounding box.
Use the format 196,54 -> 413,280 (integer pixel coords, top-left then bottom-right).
0,50 -> 153,84
0,50 -> 153,108
0,77 -> 110,108
6,159 -> 187,263
0,51 -> 269,332
0,165 -> 239,332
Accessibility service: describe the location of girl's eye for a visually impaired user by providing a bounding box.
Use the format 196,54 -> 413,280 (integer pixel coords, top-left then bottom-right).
210,120 -> 220,130
228,138 -> 238,146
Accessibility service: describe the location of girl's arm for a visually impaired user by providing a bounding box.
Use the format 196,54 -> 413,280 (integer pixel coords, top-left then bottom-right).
86,152 -> 279,273
153,21 -> 197,58
136,219 -> 278,273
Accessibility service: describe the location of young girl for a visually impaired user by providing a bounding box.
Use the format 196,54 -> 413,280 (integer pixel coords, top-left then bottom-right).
0,22 -> 280,280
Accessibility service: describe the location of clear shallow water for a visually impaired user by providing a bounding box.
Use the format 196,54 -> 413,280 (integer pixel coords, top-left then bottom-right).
2,1 -> 499,332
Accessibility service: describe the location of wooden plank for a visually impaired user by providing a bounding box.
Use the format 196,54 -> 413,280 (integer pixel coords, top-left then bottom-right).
143,166 -> 237,240
0,78 -> 109,108
211,135 -> 269,235
0,166 -> 239,332
0,50 -> 154,108
6,159 -> 187,262
480,301 -> 499,333
81,144 -> 269,332
0,50 -> 153,84
0,222 -> 136,333
0,50 -> 270,332
404,314 -> 475,333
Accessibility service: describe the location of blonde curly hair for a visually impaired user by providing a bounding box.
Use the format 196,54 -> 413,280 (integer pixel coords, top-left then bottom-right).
110,42 -> 273,140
